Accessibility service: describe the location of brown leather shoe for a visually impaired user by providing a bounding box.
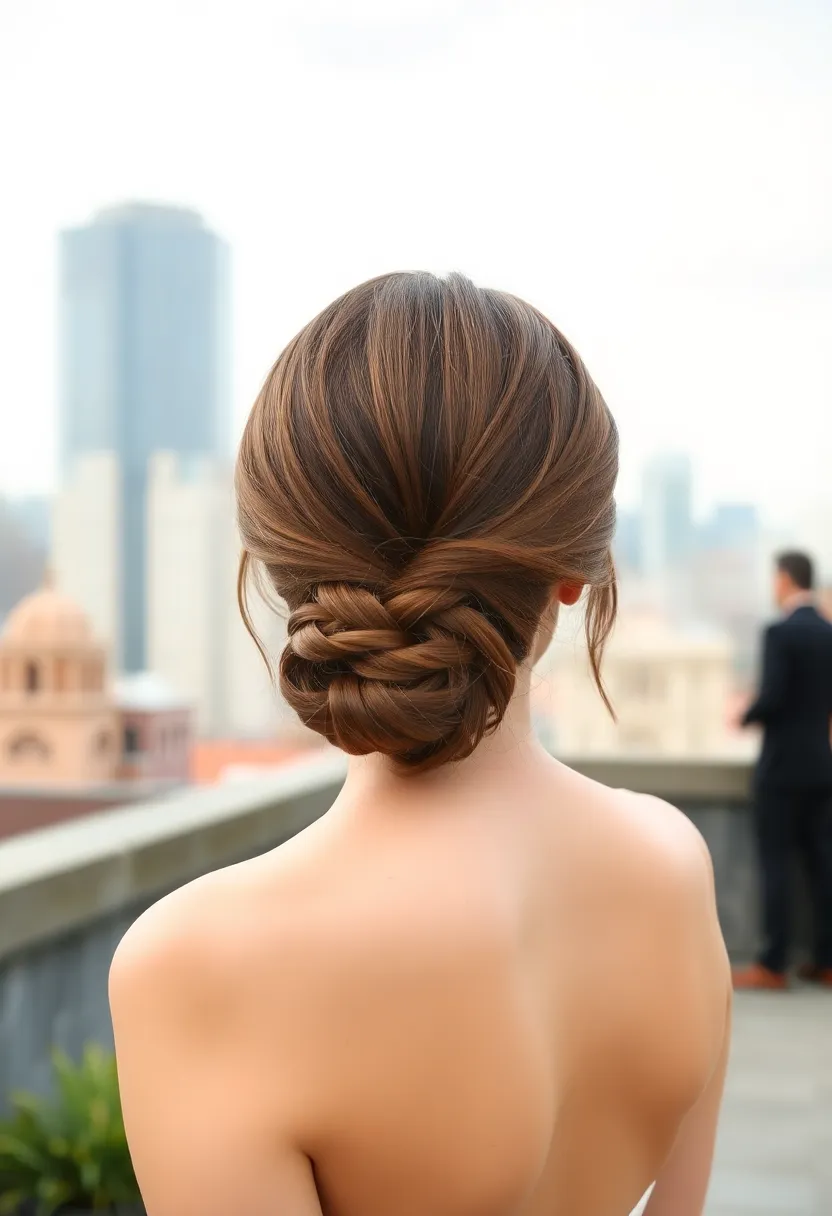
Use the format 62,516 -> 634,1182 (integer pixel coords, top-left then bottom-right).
796,963 -> 832,986
732,963 -> 789,991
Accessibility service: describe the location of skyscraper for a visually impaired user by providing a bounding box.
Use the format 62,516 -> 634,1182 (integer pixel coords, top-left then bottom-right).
700,503 -> 760,553
146,454 -> 290,739
613,507 -> 643,575
59,203 -> 231,670
52,452 -> 121,657
641,453 -> 694,584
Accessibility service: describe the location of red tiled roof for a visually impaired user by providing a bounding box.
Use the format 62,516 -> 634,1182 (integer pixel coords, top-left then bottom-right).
190,739 -> 322,784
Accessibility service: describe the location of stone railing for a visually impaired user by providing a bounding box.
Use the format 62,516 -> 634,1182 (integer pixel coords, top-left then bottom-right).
0,754 -> 347,1110
0,752 -> 773,1110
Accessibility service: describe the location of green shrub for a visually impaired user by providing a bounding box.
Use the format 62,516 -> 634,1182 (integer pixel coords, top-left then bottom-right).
0,1045 -> 142,1215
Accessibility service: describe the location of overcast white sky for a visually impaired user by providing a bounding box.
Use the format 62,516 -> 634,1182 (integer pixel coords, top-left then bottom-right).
1,0 -> 830,519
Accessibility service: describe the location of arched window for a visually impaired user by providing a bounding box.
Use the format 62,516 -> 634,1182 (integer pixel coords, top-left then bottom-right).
25,661 -> 40,694
7,732 -> 51,760
124,725 -> 141,756
95,729 -> 112,754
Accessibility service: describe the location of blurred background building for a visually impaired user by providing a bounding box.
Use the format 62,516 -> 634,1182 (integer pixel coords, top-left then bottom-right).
0,581 -> 117,787
43,201 -> 299,748
146,451 -> 293,739
52,452 -> 121,657
0,580 -> 192,839
536,607 -> 749,758
641,452 -> 694,614
59,203 -> 231,672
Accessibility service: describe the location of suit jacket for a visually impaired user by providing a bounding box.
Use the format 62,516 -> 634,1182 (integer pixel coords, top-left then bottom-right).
743,605 -> 832,790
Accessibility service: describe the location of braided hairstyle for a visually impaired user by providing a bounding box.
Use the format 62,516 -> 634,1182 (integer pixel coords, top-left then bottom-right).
236,272 -> 618,773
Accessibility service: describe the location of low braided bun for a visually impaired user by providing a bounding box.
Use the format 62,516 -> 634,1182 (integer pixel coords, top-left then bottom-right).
236,272 -> 618,772
281,582 -> 518,771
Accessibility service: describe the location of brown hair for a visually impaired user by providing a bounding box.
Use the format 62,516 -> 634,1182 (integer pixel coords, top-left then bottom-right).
776,550 -> 814,591
236,272 -> 618,772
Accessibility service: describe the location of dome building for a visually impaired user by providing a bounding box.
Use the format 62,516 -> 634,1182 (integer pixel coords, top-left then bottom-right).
0,579 -> 193,840
0,579 -> 119,786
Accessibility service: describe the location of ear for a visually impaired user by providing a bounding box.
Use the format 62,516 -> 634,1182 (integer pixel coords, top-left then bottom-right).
555,581 -> 584,607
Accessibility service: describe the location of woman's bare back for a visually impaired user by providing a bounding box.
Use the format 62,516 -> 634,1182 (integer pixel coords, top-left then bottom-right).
110,273 -> 730,1214
110,749 -> 730,1216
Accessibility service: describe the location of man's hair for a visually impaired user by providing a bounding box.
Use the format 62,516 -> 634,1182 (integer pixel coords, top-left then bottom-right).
776,550 -> 814,591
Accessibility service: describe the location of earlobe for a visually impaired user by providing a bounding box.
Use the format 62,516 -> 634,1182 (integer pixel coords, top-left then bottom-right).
557,582 -> 584,607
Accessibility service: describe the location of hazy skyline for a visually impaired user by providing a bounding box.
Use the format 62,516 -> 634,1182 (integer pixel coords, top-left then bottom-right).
2,0 -> 831,519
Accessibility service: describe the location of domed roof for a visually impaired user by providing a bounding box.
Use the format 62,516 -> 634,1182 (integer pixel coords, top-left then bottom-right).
2,582 -> 95,648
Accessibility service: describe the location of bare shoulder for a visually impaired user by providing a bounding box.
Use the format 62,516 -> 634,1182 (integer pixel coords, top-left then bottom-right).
606,787 -> 727,990
582,780 -> 717,902
110,868 -> 235,1010
611,786 -> 725,966
109,813 -> 357,1065
108,873 -> 250,1093
110,848 -> 310,1017
109,860 -> 326,1213
111,801 -> 337,981
564,775 -> 729,998
618,788 -> 713,872
560,779 -> 731,1106
109,855 -> 327,1136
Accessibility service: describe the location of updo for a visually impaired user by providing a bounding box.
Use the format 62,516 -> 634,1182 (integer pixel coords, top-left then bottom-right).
236,272 -> 617,772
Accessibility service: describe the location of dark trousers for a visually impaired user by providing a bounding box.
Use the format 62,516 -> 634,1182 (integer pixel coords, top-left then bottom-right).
754,783 -> 832,973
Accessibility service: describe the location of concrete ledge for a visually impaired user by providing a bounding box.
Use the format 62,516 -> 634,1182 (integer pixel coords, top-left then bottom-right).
0,754 -> 347,962
0,751 -> 754,965
565,755 -> 753,804
0,749 -> 764,1111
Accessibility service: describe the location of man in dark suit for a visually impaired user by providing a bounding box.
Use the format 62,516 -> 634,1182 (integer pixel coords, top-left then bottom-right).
734,551 -> 832,989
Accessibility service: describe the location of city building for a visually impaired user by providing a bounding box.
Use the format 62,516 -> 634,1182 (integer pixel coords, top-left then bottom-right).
0,579 -> 118,787
146,453 -> 294,739
0,497 -> 47,623
146,453 -> 232,737
613,506 -> 642,575
689,502 -> 766,681
699,503 -> 760,553
642,453 -> 694,573
539,607 -> 745,758
116,671 -> 191,784
59,202 -> 231,671
50,449 -> 296,741
7,495 -> 52,555
52,451 -> 120,657
0,581 -> 192,840
640,453 -> 694,613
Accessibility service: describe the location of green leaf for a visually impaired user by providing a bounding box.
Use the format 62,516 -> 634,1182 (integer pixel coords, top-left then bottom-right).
0,1130 -> 47,1169
0,1044 -> 141,1210
0,1190 -> 25,1216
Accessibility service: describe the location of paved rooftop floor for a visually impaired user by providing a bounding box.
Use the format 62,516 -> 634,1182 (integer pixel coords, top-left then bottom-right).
706,987 -> 831,1215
